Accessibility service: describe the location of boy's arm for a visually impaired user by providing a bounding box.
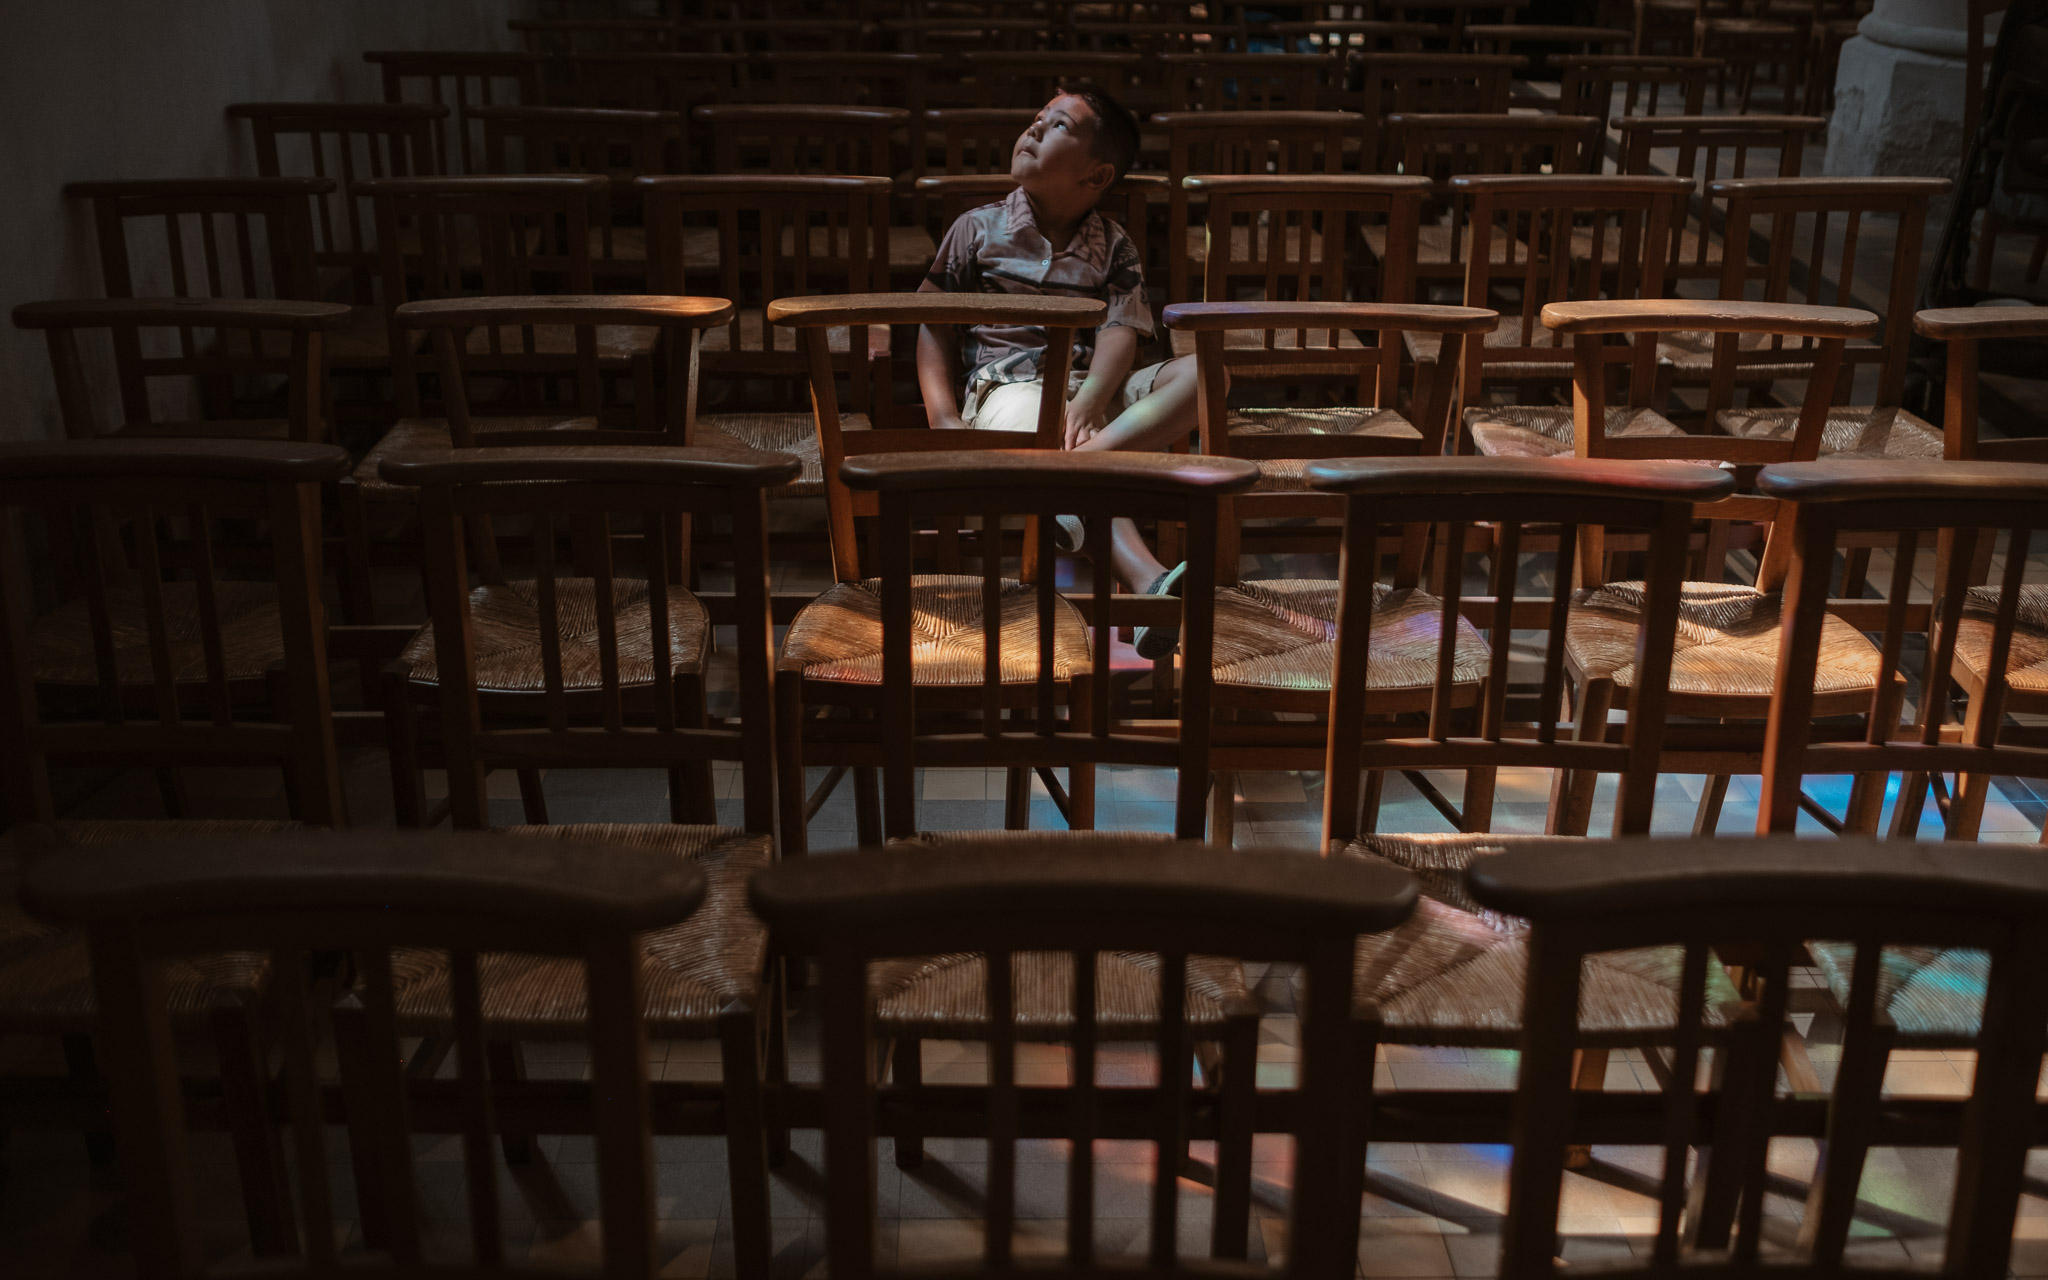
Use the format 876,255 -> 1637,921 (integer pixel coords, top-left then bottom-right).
1064,325 -> 1137,449
915,280 -> 968,430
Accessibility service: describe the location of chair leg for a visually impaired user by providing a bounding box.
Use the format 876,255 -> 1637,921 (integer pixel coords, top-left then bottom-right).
675,675 -> 718,825
893,1036 -> 925,1169
776,676 -> 809,858
1693,774 -> 1732,837
854,766 -> 883,846
1685,1018 -> 1772,1251
487,1043 -> 534,1164
719,1006 -> 775,1280
764,959 -> 791,1167
514,771 -> 547,825
331,1002 -> 393,1250
212,997 -> 297,1256
1003,767 -> 1031,830
62,1034 -> 115,1166
1845,679 -> 1905,835
1358,766 -> 1386,836
384,671 -> 427,829
1563,1048 -> 1608,1170
1460,766 -> 1497,834
1210,772 -> 1235,848
1548,680 -> 1612,836
1950,695 -> 1996,840
1209,1016 -> 1258,1260
337,479 -> 378,626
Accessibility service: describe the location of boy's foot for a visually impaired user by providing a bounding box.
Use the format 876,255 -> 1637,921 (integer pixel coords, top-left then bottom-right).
1132,562 -> 1188,660
1054,514 -> 1085,553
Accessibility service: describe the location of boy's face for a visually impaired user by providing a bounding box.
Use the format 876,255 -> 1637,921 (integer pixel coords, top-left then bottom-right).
1011,94 -> 1113,196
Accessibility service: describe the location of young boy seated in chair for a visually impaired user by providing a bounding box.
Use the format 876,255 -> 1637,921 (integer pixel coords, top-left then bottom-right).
917,88 -> 1198,658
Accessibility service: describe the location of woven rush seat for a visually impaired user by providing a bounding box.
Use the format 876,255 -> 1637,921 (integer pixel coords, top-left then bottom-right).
1229,406 -> 1421,492
780,574 -> 1091,686
1956,585 -> 2048,695
352,415 -> 595,498
397,577 -> 709,692
1467,405 -> 1686,459
1809,941 -> 1987,1046
0,820 -> 295,1033
1340,833 -> 1743,1047
1213,579 -> 1488,693
386,824 -> 770,1037
31,582 -> 284,687
1657,328 -> 1846,382
1567,581 -> 1883,700
695,411 -> 855,498
1712,404 -> 1944,460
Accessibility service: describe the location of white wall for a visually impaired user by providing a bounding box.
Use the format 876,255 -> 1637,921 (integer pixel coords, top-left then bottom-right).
0,0 -> 528,441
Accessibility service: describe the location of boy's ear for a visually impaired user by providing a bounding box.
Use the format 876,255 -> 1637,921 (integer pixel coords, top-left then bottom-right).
1080,157 -> 1116,194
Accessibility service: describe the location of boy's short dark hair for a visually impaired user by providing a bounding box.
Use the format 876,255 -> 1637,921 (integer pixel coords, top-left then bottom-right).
1068,86 -> 1140,185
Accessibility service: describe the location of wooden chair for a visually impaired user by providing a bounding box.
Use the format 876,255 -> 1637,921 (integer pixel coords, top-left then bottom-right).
1067,23 -> 1251,110
367,443 -> 793,1273
1615,114 -> 1818,284
472,104 -> 681,282
1693,177 -> 1952,466
1914,305 -> 2048,463
1691,0 -> 1805,113
751,838 -> 1416,1278
919,107 -> 1039,180
1160,52 -> 1332,112
1338,52 -> 1523,173
1476,836 -> 2048,1277
1451,174 -> 1691,456
1462,24 -> 1632,80
362,50 -> 547,174
684,18 -> 871,55
641,173 -> 895,496
764,292 -> 1105,851
23,827 -> 704,1275
1151,110 -> 1360,305
12,297 -> 349,444
883,15 -> 1056,53
957,51 -> 1141,108
555,51 -> 749,169
1551,53 -> 1716,122
1380,0 -> 1532,41
1756,459 -> 2048,842
748,49 -> 941,162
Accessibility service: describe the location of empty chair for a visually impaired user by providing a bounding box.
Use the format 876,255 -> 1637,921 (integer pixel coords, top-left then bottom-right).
556,51 -> 748,169
1615,114 -> 1818,284
472,104 -> 681,283
1161,51 -> 1332,112
1340,52 -> 1523,172
1914,304 -> 2048,462
1553,53 -> 1716,121
362,49 -> 546,174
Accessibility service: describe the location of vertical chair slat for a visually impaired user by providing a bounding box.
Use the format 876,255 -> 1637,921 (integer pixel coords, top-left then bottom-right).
1481,520 -> 1520,742
1148,951 -> 1189,1269
534,514 -> 569,734
1068,948 -> 1098,1265
586,930 -> 660,1278
1427,521 -> 1466,742
1732,944 -> 1795,1266
882,490 -> 917,840
820,941 -> 878,1279
1536,523 -> 1577,745
590,511 -> 624,734
1651,939 -> 1709,1269
130,507 -> 181,728
185,504 -> 233,728
1091,520 -> 1113,739
449,950 -> 505,1264
1320,499 -> 1380,847
1868,527 -> 1919,743
1035,506 -> 1056,735
1501,924 -> 1583,1279
272,946 -> 340,1265
646,510 -> 676,733
985,948 -> 1017,1267
1975,526 -> 2032,740
983,506 -> 1003,737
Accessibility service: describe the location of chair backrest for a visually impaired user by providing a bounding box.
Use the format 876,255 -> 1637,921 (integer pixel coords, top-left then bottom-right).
0,438 -> 351,826
1380,0 -> 1531,40
919,108 -> 1037,179
1462,22 -> 1632,68
24,828 -> 701,1273
769,293 -> 1106,583
556,51 -> 747,170
229,102 -> 445,301
1341,53 -> 1523,170
1554,54 -> 1715,122
845,451 -> 1259,840
1155,110 -> 1361,305
641,174 -> 892,413
376,445 -> 797,832
685,18 -> 868,54
66,178 -> 328,304
1162,52 -> 1331,111
1913,305 -> 2048,462
956,51 -> 1142,108
1309,455 -> 1735,844
395,294 -> 731,442
1454,174 -> 1689,412
1616,115 -> 1817,281
885,15 -> 1055,53
363,50 -> 547,174
1756,459 -> 2048,838
510,14 -> 681,54
1542,297 -> 1880,582
1474,836 -> 2048,1278
750,51 -> 939,130
357,175 -> 606,414
473,105 -> 678,280
1390,114 -> 1606,199
695,104 -> 903,176
1712,176 -> 1951,407
749,837 -> 1417,1280
13,297 -> 350,442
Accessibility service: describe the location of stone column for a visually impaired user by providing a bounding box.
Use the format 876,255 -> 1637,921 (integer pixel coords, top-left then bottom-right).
1825,0 -> 1977,180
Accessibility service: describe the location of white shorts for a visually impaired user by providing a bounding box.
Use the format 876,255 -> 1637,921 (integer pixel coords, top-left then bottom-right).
958,361 -> 1168,433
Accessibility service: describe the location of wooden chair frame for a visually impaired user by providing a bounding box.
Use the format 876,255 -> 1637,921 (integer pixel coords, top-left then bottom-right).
1553,54 -> 1717,123
1616,114 -> 1818,283
1159,51 -> 1331,112
1339,53 -> 1523,171
362,50 -> 547,174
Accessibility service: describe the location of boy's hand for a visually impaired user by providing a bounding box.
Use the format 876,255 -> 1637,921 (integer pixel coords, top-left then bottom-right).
930,409 -> 969,431
1064,390 -> 1110,450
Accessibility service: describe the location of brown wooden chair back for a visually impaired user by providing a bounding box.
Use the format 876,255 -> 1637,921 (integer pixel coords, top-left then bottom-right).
12,297 -> 350,443
684,18 -> 870,55
66,178 -> 327,304
362,50 -> 547,174
696,103 -> 904,177
473,105 -> 679,281
377,444 -> 795,832
1380,0 -> 1531,41
749,837 -> 1416,1280
1474,836 -> 2048,1278
1453,174 -> 1689,422
769,293 -> 1106,583
1554,54 -> 1716,122
24,828 -> 702,1273
1161,52 -> 1331,111
510,14 -> 682,55
1462,22 -> 1633,66
1154,110 -> 1361,305
555,52 -> 746,171
1388,113 -> 1606,203
955,50 -> 1141,108
1617,115 -> 1817,282
1913,306 -> 2048,462
641,174 -> 892,417
919,108 -> 1038,179
1310,455 -> 1733,844
0,438 -> 351,826
1756,459 -> 2048,838
1340,53 -> 1523,170
1711,176 -> 1951,409
357,175 -> 606,414
229,102 -> 445,303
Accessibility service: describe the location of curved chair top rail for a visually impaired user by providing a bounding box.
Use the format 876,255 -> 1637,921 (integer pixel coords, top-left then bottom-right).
63,176 -> 338,198
1914,305 -> 2048,341
637,174 -> 894,195
12,296 -> 354,331
758,50 -> 944,65
959,50 -> 1142,65
1306,455 -> 1738,504
468,104 -> 680,124
1348,51 -> 1530,68
1614,113 -> 1824,133
1157,51 -> 1336,64
920,107 -> 1040,124
377,444 -> 803,491
1447,173 -> 1693,195
0,438 -> 352,484
396,294 -> 732,330
916,173 -> 1169,193
1552,53 -> 1723,69
1756,458 -> 2048,506
691,104 -> 910,124
362,49 -> 546,67
768,292 -> 1105,329
1385,111 -> 1602,130
1706,175 -> 1954,199
1463,23 -> 1630,42
226,100 -> 451,120
1539,298 -> 1878,339
838,449 -> 1261,496
1181,173 -> 1432,195
1149,109 -> 1366,128
350,174 -> 609,196
1163,299 -> 1498,335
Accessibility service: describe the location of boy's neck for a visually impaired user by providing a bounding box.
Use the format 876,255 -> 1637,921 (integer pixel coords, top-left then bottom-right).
1022,186 -> 1093,253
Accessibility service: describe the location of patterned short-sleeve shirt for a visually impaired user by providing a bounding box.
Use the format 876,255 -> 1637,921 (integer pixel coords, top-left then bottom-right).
923,187 -> 1153,396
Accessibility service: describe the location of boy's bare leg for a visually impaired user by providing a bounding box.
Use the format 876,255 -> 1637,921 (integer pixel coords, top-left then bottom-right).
1072,354 -> 1199,455
1112,521 -> 1172,593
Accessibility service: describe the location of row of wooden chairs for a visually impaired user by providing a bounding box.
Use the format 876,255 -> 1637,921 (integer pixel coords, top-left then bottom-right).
7,437 -> 2047,1274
